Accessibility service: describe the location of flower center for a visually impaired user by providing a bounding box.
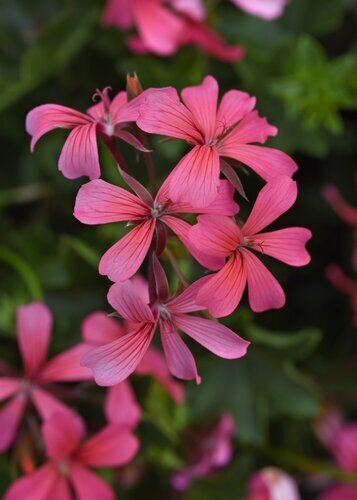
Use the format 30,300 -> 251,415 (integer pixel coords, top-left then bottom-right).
57,460 -> 70,477
150,203 -> 165,219
158,304 -> 171,320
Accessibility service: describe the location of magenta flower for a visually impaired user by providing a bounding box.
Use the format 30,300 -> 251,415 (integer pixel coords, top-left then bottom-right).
4,410 -> 139,500
82,310 -> 185,404
171,412 -> 235,490
74,172 -> 239,282
247,467 -> 300,500
82,277 -> 249,386
0,302 -> 92,452
189,176 -> 312,317
232,0 -> 289,20
137,75 -> 297,207
26,87 -> 147,180
326,264 -> 357,327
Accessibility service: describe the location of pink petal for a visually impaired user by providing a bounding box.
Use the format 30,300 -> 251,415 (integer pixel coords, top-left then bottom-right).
137,88 -> 201,143
107,280 -> 154,322
26,104 -> 91,151
74,180 -> 150,224
17,302 -> 52,378
160,321 -> 201,383
249,467 -> 300,500
105,381 -> 141,428
69,462 -> 115,500
99,219 -> 156,282
101,0 -> 133,29
243,176 -> 298,235
0,378 -> 20,401
82,312 -> 124,346
222,110 -> 277,145
42,411 -> 85,460
132,0 -> 184,55
322,184 -> 357,226
114,128 -> 149,152
320,484 -> 357,500
172,0 -> 206,21
162,215 -> 225,270
131,274 -> 150,304
181,76 -> 218,141
38,344 -> 93,383
216,90 -> 256,135
58,123 -> 100,180
30,388 -> 72,420
242,249 -> 286,312
189,214 -> 242,257
219,144 -> 297,182
48,476 -> 72,500
251,228 -> 312,266
75,424 -> 139,467
173,314 -> 249,359
0,395 -> 26,452
196,253 -> 247,317
81,324 -> 156,386
4,463 -> 59,500
167,276 -> 213,314
233,0 -> 288,20
136,347 -> 186,402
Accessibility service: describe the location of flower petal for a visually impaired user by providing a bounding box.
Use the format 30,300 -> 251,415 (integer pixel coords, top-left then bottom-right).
173,314 -> 249,359
99,219 -> 156,282
58,123 -> 100,180
17,302 -> 52,378
171,0 -> 206,22
69,463 -> 115,500
104,381 -> 141,428
319,484 -> 357,500
242,249 -> 286,312
166,276 -> 212,314
222,110 -> 277,145
216,90 -> 256,136
30,388 -> 72,420
0,378 -> 20,402
38,344 -> 93,383
243,176 -> 298,235
82,312 -> 124,346
233,0 -> 288,20
42,411 -> 86,461
0,395 -> 26,452
82,324 -> 156,386
101,0 -> 133,29
190,214 -> 242,257
322,184 -> 357,226
4,463 -> 59,500
107,280 -> 154,322
74,180 -> 150,224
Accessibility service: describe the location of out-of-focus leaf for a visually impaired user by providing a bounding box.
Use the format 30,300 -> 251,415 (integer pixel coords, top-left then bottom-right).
61,234 -> 99,268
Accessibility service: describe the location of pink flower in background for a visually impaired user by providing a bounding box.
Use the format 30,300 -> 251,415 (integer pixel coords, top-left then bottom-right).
326,264 -> 357,327
82,277 -> 249,386
82,310 -> 185,404
171,413 -> 235,490
74,170 -> 239,282
5,410 -> 139,500
137,76 -> 297,207
26,87 -> 148,180
233,0 -> 289,20
247,467 -> 300,500
189,176 -> 312,317
0,302 -> 92,452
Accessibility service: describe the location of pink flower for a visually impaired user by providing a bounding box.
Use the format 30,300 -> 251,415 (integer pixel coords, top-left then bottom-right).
247,467 -> 300,500
232,0 -> 289,20
0,302 -> 92,452
74,171 -> 239,282
189,176 -> 312,317
137,76 -> 298,207
26,87 -> 147,180
171,412 -> 235,490
4,410 -> 139,500
82,310 -> 185,404
82,277 -> 249,386
326,264 -> 357,327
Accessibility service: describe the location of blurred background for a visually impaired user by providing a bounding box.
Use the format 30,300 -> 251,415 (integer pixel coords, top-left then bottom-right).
0,0 -> 356,497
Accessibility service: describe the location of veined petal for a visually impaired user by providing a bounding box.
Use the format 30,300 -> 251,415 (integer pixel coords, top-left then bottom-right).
233,0 -> 288,20
82,312 -> 124,346
0,378 -> 20,402
74,180 -> 150,224
4,463 -> 59,500
99,219 -> 156,282
190,214 -> 242,257
26,104 -> 91,151
251,228 -> 312,266
42,411 -> 85,461
104,381 -> 141,428
107,280 -> 154,322
81,323 -> 156,386
242,249 -> 286,312
168,145 -> 221,208
216,90 -> 256,136
58,123 -> 100,180
17,302 -> 52,378
0,395 -> 26,452
38,344 -> 93,383
219,144 -> 297,182
196,253 -> 247,318
173,314 -> 249,359
243,176 -> 298,235
222,110 -> 277,145
75,424 -> 139,467
167,276 -> 213,314
69,463 -> 115,500
181,76 -> 218,141
30,388 -> 72,420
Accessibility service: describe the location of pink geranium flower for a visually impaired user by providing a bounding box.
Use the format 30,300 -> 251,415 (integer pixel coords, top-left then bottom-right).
0,302 -> 92,452
26,87 -> 148,180
247,467 -> 300,500
233,0 -> 289,20
326,264 -> 357,327
5,410 -> 139,500
189,176 -> 312,317
82,276 -> 249,386
171,412 -> 235,490
137,75 -> 298,207
74,170 -> 239,282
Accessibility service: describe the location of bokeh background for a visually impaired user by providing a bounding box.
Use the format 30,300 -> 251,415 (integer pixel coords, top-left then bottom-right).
0,0 -> 356,497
